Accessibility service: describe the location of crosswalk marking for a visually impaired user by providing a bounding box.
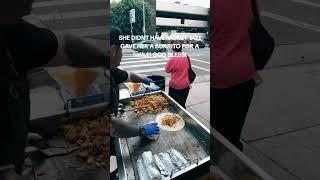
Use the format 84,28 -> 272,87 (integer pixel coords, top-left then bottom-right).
291,0 -> 320,8
120,59 -> 165,64
120,62 -> 167,69
56,26 -> 107,37
127,65 -> 210,74
190,58 -> 210,64
121,57 -> 209,64
130,68 -> 165,74
122,62 -> 209,73
121,55 -> 134,58
119,50 -> 210,73
38,9 -> 106,21
122,56 -> 164,61
33,0 -> 106,8
31,0 -> 107,39
119,53 -> 210,73
262,11 -> 320,33
192,65 -> 210,72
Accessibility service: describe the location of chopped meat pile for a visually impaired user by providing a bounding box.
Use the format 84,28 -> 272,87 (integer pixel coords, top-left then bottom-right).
62,112 -> 110,170
129,94 -> 169,115
161,114 -> 180,127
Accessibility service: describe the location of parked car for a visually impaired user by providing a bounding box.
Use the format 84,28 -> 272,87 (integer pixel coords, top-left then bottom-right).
132,40 -> 166,52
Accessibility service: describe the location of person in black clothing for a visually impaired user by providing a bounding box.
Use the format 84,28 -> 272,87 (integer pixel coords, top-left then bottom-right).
108,27 -> 160,178
1,0 -> 108,176
108,26 -> 160,138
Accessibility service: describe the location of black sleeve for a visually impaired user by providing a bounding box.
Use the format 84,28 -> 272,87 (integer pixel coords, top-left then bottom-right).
111,68 -> 128,85
7,20 -> 58,72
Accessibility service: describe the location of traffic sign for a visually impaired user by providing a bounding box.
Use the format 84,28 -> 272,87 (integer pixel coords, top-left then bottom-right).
130,9 -> 136,23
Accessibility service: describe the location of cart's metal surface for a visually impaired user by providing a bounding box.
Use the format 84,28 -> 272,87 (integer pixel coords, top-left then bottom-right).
115,91 -> 210,180
211,128 -> 275,180
28,84 -> 110,180
27,75 -> 276,180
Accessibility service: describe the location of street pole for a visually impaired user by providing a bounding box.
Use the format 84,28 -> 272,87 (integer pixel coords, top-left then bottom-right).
131,22 -> 133,43
130,9 -> 135,43
143,0 -> 146,36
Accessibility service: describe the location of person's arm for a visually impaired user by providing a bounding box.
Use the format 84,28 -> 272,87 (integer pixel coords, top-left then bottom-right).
126,72 -> 154,85
110,115 -> 141,138
47,33 -> 109,68
126,72 -> 144,83
110,115 -> 160,138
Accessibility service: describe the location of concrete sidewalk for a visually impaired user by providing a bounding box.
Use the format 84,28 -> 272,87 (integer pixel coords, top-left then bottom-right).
164,75 -> 210,129
241,43 -> 320,180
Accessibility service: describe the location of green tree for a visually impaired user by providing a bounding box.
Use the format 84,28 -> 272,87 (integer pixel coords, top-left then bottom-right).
111,0 -> 155,37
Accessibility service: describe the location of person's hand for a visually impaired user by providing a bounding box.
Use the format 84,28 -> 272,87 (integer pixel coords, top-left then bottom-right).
143,123 -> 160,137
143,77 -> 154,85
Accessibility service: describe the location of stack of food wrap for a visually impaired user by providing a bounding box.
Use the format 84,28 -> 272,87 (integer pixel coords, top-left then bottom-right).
137,149 -> 190,180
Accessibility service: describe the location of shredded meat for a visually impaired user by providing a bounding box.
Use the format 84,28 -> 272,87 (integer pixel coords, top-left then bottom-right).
62,112 -> 110,170
161,114 -> 180,127
129,94 -> 169,115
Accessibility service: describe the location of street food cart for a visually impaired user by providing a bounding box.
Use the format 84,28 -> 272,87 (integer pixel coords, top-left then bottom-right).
211,128 -> 275,180
115,83 -> 274,180
27,70 -> 110,180
26,71 -> 274,180
115,90 -> 210,180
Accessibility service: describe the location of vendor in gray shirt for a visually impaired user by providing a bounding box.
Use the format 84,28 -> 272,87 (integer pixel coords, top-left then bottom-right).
108,26 -> 160,138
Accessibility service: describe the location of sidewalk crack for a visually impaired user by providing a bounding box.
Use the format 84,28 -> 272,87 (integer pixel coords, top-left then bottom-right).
264,58 -> 320,70
245,122 -> 320,143
244,143 -> 303,180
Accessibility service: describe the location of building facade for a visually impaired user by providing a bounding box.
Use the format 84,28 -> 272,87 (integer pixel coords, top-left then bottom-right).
156,1 -> 209,42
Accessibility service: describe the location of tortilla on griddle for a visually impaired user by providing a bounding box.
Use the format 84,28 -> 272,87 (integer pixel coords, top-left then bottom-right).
156,113 -> 185,131
125,82 -> 144,92
47,66 -> 98,97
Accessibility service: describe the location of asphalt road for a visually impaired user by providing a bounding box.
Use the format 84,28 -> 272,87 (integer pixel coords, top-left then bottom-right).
119,47 -> 210,78
32,0 -> 108,40
261,0 -> 320,45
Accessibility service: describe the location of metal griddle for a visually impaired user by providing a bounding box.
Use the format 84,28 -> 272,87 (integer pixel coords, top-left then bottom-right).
115,91 -> 210,180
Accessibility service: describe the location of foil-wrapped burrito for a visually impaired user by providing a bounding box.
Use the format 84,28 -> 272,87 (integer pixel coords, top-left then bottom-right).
142,151 -> 154,166
158,152 -> 176,175
138,150 -> 191,179
154,154 -> 169,177
137,158 -> 150,180
142,151 -> 161,180
168,149 -> 189,169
